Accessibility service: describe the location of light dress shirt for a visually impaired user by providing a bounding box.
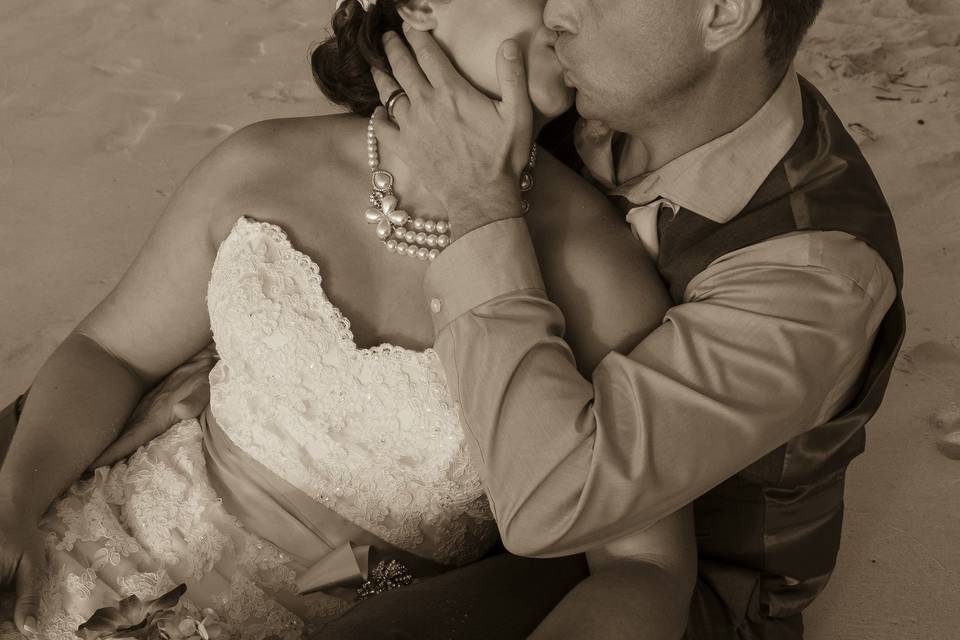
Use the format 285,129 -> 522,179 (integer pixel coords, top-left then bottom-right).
421,69 -> 897,556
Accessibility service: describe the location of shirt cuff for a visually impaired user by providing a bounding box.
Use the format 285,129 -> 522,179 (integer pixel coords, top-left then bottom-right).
423,218 -> 545,333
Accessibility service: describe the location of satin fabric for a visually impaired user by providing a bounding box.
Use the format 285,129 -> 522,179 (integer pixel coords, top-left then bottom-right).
200,407 -> 447,601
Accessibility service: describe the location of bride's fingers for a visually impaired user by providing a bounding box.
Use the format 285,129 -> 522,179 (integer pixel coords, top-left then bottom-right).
14,542 -> 42,638
89,430 -> 142,469
172,377 -> 210,420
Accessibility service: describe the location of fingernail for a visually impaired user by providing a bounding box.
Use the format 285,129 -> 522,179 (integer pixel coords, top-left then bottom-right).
24,617 -> 38,635
503,41 -> 520,61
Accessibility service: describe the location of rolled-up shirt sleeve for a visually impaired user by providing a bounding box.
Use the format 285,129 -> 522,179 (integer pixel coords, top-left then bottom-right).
424,220 -> 896,558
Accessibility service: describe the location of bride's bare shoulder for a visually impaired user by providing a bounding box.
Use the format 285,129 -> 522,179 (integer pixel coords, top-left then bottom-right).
190,113 -> 367,241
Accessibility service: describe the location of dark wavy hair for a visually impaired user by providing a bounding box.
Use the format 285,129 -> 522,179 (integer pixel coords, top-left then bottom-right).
311,0 -> 407,116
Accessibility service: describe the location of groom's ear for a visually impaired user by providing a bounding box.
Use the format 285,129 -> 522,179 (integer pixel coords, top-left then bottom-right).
396,0 -> 439,31
700,0 -> 764,53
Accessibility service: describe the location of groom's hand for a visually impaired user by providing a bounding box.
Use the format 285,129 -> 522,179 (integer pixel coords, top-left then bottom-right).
372,26 -> 534,238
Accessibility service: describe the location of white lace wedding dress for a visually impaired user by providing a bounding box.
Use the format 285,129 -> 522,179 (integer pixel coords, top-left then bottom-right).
0,216 -> 497,639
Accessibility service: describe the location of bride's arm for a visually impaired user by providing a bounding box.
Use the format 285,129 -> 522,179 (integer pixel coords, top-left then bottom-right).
0,121 -> 269,525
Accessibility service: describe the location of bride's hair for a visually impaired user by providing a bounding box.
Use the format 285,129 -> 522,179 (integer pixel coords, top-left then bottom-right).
311,1 -> 408,116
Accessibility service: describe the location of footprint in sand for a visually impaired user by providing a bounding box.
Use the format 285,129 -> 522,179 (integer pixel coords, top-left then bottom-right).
235,35 -> 268,60
91,57 -> 146,77
898,340 -> 960,377
930,404 -> 960,459
250,81 -> 318,103
101,108 -> 157,153
907,0 -> 960,15
121,89 -> 185,107
157,122 -> 234,139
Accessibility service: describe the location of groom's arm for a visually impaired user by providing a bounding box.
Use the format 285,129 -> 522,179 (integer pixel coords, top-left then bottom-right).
423,219 -> 895,556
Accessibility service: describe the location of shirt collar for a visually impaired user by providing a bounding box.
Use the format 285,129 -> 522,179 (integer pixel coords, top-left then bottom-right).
575,67 -> 804,224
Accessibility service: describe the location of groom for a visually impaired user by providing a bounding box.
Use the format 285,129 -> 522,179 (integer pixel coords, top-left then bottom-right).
355,0 -> 905,637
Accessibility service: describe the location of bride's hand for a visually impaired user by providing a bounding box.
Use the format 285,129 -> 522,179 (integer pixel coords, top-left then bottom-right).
0,517 -> 44,638
88,343 -> 216,470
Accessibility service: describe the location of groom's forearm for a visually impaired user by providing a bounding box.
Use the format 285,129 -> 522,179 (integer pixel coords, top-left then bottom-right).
424,219 -> 889,557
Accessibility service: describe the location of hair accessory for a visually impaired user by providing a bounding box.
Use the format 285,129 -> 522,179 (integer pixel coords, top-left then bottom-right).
336,0 -> 377,12
363,114 -> 537,261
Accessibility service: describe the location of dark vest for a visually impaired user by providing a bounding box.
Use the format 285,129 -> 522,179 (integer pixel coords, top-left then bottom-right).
656,77 -> 905,626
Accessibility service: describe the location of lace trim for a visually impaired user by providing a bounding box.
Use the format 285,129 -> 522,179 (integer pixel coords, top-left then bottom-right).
233,216 -> 438,364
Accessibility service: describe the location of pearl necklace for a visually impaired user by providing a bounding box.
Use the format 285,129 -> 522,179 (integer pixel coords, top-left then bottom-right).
364,114 -> 537,261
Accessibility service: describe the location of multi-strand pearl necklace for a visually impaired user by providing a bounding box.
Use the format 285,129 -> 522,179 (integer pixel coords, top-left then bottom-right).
364,114 -> 537,261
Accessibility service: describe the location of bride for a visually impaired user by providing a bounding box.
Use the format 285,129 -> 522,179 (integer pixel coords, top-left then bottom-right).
0,0 -> 694,637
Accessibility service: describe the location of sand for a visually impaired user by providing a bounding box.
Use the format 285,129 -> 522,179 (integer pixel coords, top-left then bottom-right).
1,0 -> 958,637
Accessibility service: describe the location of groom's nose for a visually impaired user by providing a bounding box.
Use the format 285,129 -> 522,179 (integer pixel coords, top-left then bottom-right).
543,0 -> 579,34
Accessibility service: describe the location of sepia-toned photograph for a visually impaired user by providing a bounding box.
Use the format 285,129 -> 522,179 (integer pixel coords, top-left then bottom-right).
1,0 -> 957,638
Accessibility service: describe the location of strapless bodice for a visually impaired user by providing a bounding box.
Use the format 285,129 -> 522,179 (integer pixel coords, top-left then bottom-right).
205,216 -> 496,566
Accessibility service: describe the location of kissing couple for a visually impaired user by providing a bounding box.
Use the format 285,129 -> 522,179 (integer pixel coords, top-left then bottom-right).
0,0 -> 904,638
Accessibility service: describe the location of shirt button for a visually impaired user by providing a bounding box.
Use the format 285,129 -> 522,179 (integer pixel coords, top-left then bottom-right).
430,298 -> 443,314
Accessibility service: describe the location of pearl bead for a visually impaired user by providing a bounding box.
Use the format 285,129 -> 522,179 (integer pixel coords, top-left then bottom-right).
428,249 -> 440,261
405,244 -> 417,257
415,232 -> 427,244
404,230 -> 416,243
388,210 -> 408,226
396,242 -> 408,253
416,247 -> 429,260
372,171 -> 393,190
425,234 -> 437,247
413,218 -> 425,231
381,195 -> 398,213
424,220 -> 436,233
385,239 -> 398,252
437,234 -> 449,248
435,220 -> 449,234
364,207 -> 383,223
394,227 -> 405,239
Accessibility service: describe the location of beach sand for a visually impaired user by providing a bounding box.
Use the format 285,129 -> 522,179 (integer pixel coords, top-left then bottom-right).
1,0 -> 958,637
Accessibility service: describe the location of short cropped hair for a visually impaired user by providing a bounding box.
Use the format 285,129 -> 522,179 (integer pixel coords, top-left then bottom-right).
759,0 -> 825,71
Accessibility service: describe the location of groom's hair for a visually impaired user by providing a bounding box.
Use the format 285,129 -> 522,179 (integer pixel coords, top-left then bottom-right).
759,0 -> 824,72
